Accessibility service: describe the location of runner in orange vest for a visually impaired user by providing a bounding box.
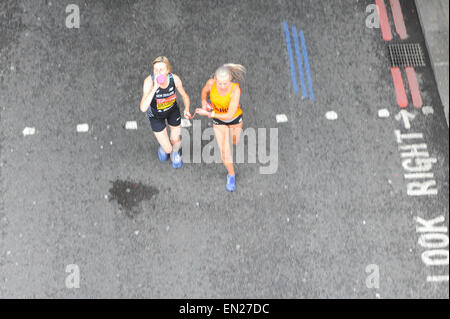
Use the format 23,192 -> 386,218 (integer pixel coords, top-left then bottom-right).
195,64 -> 246,191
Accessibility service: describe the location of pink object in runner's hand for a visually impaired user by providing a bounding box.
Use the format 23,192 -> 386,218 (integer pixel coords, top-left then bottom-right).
157,75 -> 165,84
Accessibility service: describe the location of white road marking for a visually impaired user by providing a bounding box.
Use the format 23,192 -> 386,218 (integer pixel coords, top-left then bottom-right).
404,172 -> 434,179
181,119 -> 191,128
396,139 -> 438,196
394,131 -> 423,144
422,106 -> 434,115
378,109 -> 390,118
415,215 -> 449,282
434,61 -> 449,67
125,121 -> 137,130
76,123 -> 89,133
276,114 -> 288,123
22,127 -> 35,136
418,233 -> 449,249
427,275 -> 449,282
325,111 -> 338,120
422,250 -> 449,266
395,110 -> 416,129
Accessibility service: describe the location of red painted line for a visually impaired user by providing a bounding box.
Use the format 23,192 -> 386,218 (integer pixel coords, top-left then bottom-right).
390,0 -> 408,40
391,67 -> 408,108
376,0 -> 393,41
405,67 -> 423,108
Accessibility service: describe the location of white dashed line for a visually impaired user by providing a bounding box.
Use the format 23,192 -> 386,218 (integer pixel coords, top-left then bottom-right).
76,123 -> 89,133
125,121 -> 137,130
378,109 -> 390,118
181,119 -> 192,128
25,109 -> 310,138
276,114 -> 288,123
422,106 -> 434,115
22,127 -> 35,136
325,111 -> 338,120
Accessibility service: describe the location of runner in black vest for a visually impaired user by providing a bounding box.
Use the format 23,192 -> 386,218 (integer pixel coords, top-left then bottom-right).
140,56 -> 191,169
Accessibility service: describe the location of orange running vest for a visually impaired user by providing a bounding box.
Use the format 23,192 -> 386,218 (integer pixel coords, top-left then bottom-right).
210,81 -> 242,119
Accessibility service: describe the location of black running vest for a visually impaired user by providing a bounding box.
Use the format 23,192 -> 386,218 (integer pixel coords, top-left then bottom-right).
150,73 -> 177,113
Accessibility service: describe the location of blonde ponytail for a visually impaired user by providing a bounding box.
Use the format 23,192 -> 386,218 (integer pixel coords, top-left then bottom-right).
215,63 -> 246,83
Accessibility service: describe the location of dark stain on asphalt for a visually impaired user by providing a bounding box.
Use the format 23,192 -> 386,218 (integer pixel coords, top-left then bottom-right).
108,180 -> 159,218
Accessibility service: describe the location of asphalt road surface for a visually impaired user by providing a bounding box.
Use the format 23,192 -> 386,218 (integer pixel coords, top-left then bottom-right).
0,0 -> 448,298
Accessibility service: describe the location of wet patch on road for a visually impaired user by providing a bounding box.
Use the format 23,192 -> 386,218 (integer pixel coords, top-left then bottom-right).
108,179 -> 159,218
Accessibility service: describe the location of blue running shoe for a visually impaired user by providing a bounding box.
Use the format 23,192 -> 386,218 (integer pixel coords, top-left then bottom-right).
171,151 -> 183,169
158,146 -> 169,162
226,174 -> 236,192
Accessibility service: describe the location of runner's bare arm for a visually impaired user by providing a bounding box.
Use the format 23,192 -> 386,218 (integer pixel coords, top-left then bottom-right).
173,74 -> 190,114
201,79 -> 215,109
140,75 -> 158,113
211,86 -> 240,121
